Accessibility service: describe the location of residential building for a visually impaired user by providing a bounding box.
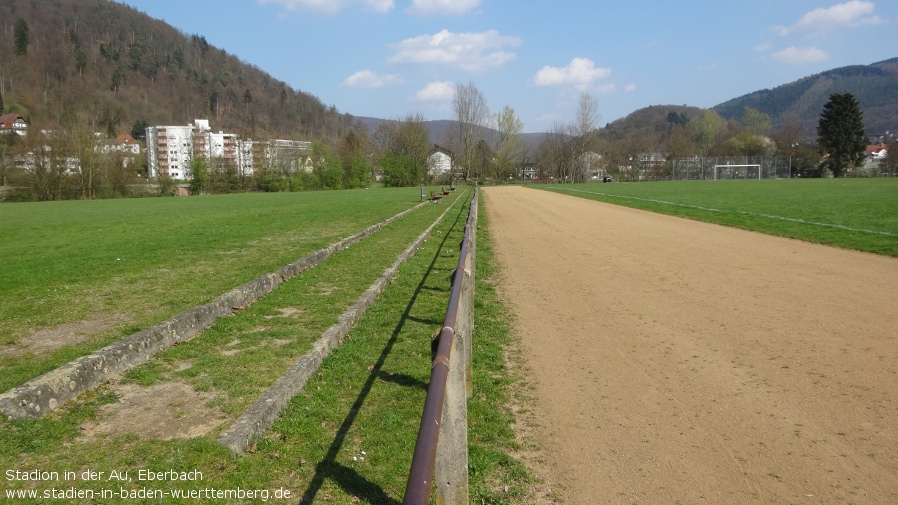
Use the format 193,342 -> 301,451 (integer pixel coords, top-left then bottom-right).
239,139 -> 312,175
427,145 -> 453,177
146,120 -> 208,179
866,143 -> 888,162
0,114 -> 27,136
145,119 -> 310,180
96,134 -> 142,168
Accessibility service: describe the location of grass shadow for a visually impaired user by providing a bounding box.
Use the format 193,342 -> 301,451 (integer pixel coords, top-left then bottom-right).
298,195 -> 471,504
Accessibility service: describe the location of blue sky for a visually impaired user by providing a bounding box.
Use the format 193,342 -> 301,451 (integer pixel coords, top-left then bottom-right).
118,0 -> 896,133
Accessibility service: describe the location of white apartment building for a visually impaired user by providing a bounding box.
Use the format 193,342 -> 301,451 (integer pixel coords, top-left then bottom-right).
146,120 -> 309,180
145,120 -> 209,179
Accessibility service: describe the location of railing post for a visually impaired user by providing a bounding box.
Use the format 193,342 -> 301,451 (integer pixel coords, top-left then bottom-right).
434,295 -> 468,504
434,192 -> 477,504
463,199 -> 477,398
404,188 -> 478,505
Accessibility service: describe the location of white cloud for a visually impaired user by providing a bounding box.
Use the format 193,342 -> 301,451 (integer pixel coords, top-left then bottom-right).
624,83 -> 637,93
773,0 -> 883,35
595,83 -> 617,94
771,46 -> 830,64
533,58 -> 612,90
407,0 -> 481,15
769,25 -> 789,37
342,70 -> 405,88
413,81 -> 456,101
389,29 -> 521,72
258,0 -> 394,14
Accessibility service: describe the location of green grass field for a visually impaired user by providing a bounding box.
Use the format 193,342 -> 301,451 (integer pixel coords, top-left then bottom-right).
542,178 -> 898,257
0,187 -> 532,504
0,188 -> 445,390
4,178 -> 891,503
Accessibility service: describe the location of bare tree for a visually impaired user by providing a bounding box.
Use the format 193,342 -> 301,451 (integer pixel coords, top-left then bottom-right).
573,92 -> 601,140
883,140 -> 898,177
537,122 -> 574,182
665,124 -> 695,161
20,128 -> 68,201
570,92 -> 601,182
69,118 -> 100,199
452,82 -> 490,180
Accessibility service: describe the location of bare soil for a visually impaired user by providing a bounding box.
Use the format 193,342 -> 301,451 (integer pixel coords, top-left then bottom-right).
0,313 -> 130,356
483,186 -> 898,504
79,382 -> 227,442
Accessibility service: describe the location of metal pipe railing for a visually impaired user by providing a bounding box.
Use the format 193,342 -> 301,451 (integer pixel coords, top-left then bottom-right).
403,188 -> 478,505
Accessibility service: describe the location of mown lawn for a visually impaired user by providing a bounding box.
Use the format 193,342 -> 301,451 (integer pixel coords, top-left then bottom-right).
542,178 -> 898,257
0,187 -> 534,504
0,188 -> 440,390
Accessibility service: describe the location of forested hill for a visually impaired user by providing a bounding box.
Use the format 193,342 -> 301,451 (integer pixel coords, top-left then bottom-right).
713,57 -> 898,138
0,0 -> 353,140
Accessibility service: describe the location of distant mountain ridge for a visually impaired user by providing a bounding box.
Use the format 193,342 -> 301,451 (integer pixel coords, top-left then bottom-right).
712,57 -> 898,138
1,0 -> 893,148
377,58 -> 898,149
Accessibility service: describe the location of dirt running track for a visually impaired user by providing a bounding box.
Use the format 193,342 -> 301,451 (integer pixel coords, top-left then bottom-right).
483,186 -> 898,504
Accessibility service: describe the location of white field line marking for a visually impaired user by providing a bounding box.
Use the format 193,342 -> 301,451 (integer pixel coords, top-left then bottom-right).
553,187 -> 896,237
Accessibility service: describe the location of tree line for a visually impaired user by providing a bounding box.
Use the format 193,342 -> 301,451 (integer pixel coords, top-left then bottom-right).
2,85 -> 889,202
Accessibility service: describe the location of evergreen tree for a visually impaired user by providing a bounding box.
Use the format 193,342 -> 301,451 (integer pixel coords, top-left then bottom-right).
130,119 -> 149,141
14,18 -> 29,56
817,93 -> 868,178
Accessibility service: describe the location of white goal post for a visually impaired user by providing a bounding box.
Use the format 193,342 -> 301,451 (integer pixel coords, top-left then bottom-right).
713,164 -> 762,180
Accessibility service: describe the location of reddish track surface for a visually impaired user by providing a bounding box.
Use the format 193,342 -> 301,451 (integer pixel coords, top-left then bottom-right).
483,186 -> 898,504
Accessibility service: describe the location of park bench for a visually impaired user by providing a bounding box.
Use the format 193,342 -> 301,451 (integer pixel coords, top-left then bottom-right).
430,190 -> 442,202
442,187 -> 450,195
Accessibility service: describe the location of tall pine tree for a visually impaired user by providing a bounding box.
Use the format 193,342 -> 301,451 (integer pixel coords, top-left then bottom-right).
14,18 -> 29,56
817,93 -> 868,178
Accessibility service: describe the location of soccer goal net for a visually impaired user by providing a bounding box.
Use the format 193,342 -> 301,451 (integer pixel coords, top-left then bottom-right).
713,164 -> 762,180
669,156 -> 792,180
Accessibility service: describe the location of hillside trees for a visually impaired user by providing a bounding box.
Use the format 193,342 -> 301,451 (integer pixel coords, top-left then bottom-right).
740,107 -> 772,135
130,119 -> 148,141
0,0 -> 353,148
817,93 -> 868,177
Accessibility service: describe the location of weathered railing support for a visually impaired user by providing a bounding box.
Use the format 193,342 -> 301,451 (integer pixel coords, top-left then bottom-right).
404,187 -> 478,505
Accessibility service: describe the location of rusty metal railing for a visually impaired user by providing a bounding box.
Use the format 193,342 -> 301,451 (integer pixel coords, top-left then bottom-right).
403,186 -> 478,505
